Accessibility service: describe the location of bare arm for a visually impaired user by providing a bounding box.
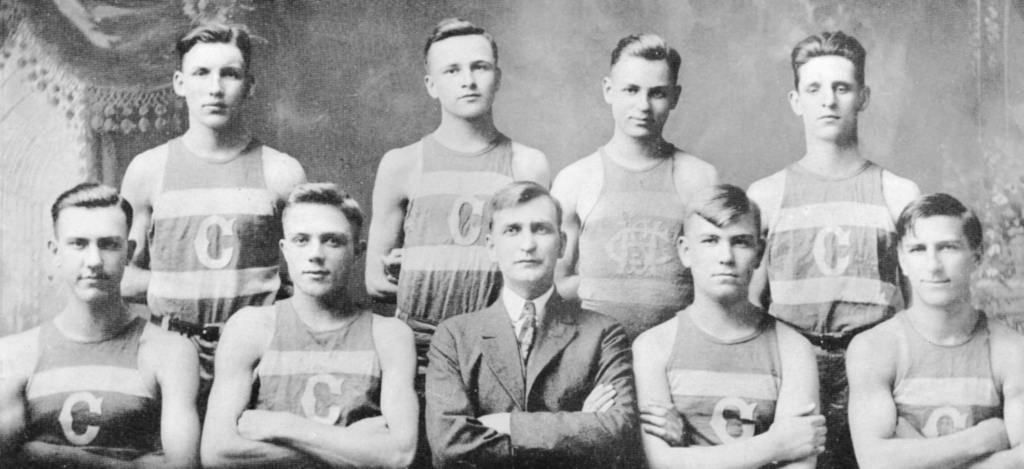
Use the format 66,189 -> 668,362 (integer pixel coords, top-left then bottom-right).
0,334 -> 31,461
254,316 -> 419,468
510,144 -> 551,188
551,166 -> 584,300
634,323 -> 823,469
366,148 -> 413,302
847,332 -> 1009,469
746,178 -> 780,309
120,153 -> 158,302
201,309 -> 314,469
144,331 -> 201,468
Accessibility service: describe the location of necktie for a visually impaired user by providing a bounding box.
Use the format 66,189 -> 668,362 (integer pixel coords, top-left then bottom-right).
518,301 -> 536,362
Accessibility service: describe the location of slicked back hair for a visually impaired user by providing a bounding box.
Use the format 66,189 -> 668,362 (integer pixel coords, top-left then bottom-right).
610,33 -> 682,84
791,30 -> 866,89
51,183 -> 133,235
177,22 -> 253,73
424,18 -> 498,69
896,193 -> 983,254
284,183 -> 365,240
487,181 -> 563,232
682,184 -> 761,237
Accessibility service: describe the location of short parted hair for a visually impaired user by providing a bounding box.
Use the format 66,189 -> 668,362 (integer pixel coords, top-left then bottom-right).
487,181 -> 563,232
51,183 -> 133,234
681,184 -> 761,238
283,183 -> 365,238
791,30 -> 866,89
896,193 -> 983,253
423,18 -> 498,69
177,22 -> 253,72
610,33 -> 682,84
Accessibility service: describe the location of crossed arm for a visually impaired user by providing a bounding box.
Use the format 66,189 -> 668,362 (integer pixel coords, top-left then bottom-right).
426,320 -> 638,468
202,310 -> 419,469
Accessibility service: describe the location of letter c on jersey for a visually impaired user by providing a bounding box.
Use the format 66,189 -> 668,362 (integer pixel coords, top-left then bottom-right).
813,225 -> 851,276
301,374 -> 345,425
194,216 -> 236,269
922,407 -> 969,438
448,196 -> 485,246
710,397 -> 757,443
59,392 -> 103,445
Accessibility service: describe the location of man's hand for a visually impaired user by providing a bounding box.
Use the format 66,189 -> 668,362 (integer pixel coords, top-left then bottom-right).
640,401 -> 685,447
381,249 -> 403,285
191,324 -> 222,381
477,413 -> 511,435
766,403 -> 826,462
238,410 -> 293,442
582,383 -> 616,413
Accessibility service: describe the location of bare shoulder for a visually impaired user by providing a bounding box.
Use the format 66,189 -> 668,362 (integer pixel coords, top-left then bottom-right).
0,327 -> 39,379
632,317 -> 677,361
748,169 -> 788,230
672,150 -> 718,186
374,140 -> 423,196
371,313 -> 413,341
881,169 -> 921,218
261,146 -> 307,199
509,141 -> 551,187
551,151 -> 601,201
988,318 -> 1024,364
140,322 -> 195,358
122,143 -> 170,201
773,320 -> 814,356
221,305 -> 276,342
848,318 -> 901,371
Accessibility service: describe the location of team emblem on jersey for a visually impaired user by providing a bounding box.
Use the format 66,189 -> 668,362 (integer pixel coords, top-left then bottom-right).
448,195 -> 486,246
59,392 -> 103,445
812,225 -> 852,276
922,406 -> 969,438
195,215 -> 236,269
710,397 -> 758,443
301,374 -> 346,424
606,213 -> 675,277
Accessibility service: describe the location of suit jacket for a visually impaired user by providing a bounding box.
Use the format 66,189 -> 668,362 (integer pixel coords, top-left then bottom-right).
426,291 -> 640,469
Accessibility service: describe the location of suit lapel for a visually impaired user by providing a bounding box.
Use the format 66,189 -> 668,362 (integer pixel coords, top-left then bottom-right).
480,300 -> 526,410
526,293 -> 579,395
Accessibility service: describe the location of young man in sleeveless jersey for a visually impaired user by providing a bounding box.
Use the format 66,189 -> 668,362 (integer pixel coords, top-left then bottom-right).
746,31 -> 920,469
634,184 -> 824,469
426,181 -> 637,469
552,34 -> 718,342
847,193 -> 1024,468
202,183 -> 418,469
120,23 -> 307,379
0,183 -> 200,468
366,18 -> 550,365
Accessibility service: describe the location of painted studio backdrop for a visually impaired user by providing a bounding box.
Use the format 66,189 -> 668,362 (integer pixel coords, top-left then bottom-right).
2,0 -> 1022,337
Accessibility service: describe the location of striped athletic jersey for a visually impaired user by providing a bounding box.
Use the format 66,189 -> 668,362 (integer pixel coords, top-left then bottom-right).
397,134 -> 512,325
147,137 -> 282,325
667,310 -> 781,446
578,148 -> 691,340
766,161 -> 902,334
255,300 -> 382,426
889,313 -> 1002,437
25,318 -> 160,459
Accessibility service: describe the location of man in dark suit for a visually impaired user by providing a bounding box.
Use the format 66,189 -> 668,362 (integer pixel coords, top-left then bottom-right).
426,181 -> 639,469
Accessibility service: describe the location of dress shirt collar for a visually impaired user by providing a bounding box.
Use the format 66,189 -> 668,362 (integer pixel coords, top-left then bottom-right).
502,285 -> 554,335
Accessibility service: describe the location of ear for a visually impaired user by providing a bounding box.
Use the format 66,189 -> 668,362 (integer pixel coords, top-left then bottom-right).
126,240 -> 137,266
752,237 -> 765,271
245,76 -> 257,99
485,232 -> 498,263
558,230 -> 567,260
424,74 -> 438,99
48,239 -> 60,267
677,234 -> 692,269
494,66 -> 502,93
279,238 -> 286,254
788,89 -> 802,116
896,243 -> 908,273
355,239 -> 368,258
172,70 -> 185,97
856,85 -> 871,113
602,77 -> 614,104
668,84 -> 682,110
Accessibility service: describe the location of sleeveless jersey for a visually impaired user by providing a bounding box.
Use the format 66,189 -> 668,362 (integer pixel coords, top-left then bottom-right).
25,318 -> 160,458
255,300 -> 382,426
667,311 -> 781,446
147,137 -> 282,325
578,149 -> 690,340
890,313 -> 1002,437
766,161 -> 902,334
398,134 -> 513,324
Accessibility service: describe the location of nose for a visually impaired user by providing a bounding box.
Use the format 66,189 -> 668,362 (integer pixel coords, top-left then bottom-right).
84,244 -> 103,268
520,232 -> 537,253
307,241 -> 326,263
207,75 -> 225,96
717,243 -> 736,266
923,248 -> 943,274
459,68 -> 476,89
821,87 -> 836,108
635,93 -> 651,111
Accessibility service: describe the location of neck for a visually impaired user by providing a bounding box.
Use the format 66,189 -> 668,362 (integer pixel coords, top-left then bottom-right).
433,110 -> 499,152
905,298 -> 978,346
605,131 -> 670,164
507,280 -> 552,302
55,296 -> 133,342
800,132 -> 863,175
687,291 -> 762,340
182,120 -> 250,159
289,288 -> 358,330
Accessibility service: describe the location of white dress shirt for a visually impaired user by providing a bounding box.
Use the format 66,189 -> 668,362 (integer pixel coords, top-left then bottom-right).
502,285 -> 555,337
